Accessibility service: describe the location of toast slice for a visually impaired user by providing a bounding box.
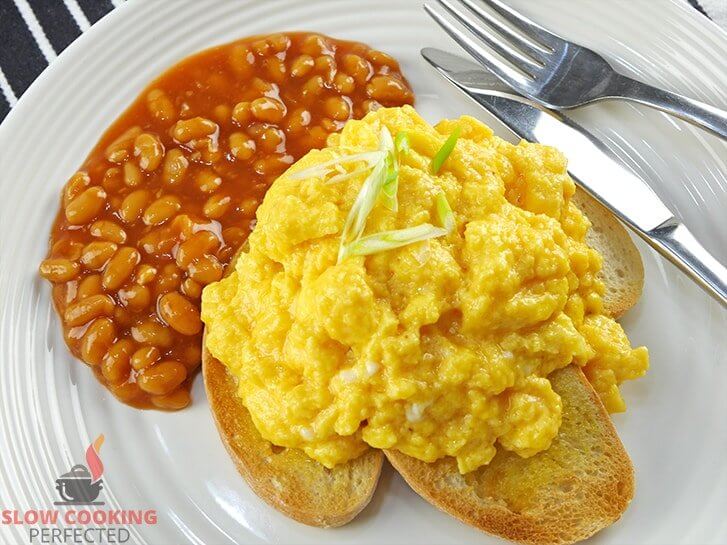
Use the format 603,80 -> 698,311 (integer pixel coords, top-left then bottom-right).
384,190 -> 645,545
202,249 -> 383,528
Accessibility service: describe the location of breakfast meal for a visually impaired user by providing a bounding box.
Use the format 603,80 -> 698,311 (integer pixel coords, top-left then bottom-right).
38,32 -> 413,409
202,105 -> 648,542
39,30 -> 651,545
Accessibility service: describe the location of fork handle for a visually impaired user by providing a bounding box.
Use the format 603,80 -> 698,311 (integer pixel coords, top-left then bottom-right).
614,75 -> 727,140
647,218 -> 727,307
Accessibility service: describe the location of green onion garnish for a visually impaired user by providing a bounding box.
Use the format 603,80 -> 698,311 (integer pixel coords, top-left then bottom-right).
430,127 -> 461,174
395,131 -> 410,155
340,223 -> 448,260
289,151 -> 385,180
379,127 -> 399,212
435,191 -> 455,233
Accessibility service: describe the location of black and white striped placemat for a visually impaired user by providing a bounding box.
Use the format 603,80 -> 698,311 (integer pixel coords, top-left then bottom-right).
0,0 -> 723,124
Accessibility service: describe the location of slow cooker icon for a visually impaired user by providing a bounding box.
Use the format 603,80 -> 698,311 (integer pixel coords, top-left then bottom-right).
54,464 -> 104,505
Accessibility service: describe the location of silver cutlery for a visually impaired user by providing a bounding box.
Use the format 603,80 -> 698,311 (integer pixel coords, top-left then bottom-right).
421,47 -> 727,308
424,0 -> 727,140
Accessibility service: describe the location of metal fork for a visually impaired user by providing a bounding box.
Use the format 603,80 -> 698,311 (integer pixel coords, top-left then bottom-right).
424,0 -> 727,140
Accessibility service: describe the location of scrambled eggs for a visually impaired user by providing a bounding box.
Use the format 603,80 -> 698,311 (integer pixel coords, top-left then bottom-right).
201,106 -> 648,474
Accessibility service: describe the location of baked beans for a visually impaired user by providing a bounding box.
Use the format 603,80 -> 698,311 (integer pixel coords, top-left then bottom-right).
40,32 -> 413,410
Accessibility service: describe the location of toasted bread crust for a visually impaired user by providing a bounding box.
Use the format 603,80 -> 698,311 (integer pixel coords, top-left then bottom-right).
385,366 -> 634,545
572,189 -> 644,318
203,249 -> 382,527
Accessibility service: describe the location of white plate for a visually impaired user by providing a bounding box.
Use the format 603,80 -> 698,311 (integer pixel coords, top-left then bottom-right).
1,1 -> 726,543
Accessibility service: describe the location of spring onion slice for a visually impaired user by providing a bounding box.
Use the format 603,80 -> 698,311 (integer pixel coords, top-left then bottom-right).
435,191 -> 455,233
430,127 -> 461,174
395,131 -> 410,155
326,167 -> 372,185
289,151 -> 385,180
338,158 -> 388,262
380,127 -> 400,212
341,223 -> 448,260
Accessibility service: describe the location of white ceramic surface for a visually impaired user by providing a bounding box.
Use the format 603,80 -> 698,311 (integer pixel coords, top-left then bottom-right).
0,1 -> 726,544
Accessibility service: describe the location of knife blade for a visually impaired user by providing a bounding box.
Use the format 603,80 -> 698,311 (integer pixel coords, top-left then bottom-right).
421,47 -> 727,307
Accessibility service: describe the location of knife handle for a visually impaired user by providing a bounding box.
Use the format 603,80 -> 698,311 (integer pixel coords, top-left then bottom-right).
647,219 -> 727,308
615,75 -> 727,140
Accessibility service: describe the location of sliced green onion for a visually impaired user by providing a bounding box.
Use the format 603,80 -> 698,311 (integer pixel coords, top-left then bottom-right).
379,127 -> 399,212
326,167 -> 371,185
340,223 -> 448,260
338,159 -> 388,262
430,127 -> 461,174
289,151 -> 385,180
395,131 -> 410,155
435,191 -> 455,233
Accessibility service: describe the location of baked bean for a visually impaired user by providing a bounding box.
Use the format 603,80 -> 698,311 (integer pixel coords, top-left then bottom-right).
367,49 -> 397,68
110,382 -> 143,403
146,89 -> 176,122
285,108 -> 311,133
228,43 -> 254,77
101,167 -> 124,193
307,126 -> 330,148
118,284 -> 151,311
123,162 -> 143,187
302,75 -> 325,97
63,172 -> 91,207
301,34 -> 330,56
39,258 -> 80,282
203,193 -> 232,219
65,187 -> 107,225
139,227 -> 177,255
333,72 -> 355,95
105,126 -> 142,163
101,339 -> 134,384
80,318 -> 116,366
143,195 -> 181,226
268,33 -> 291,53
232,102 -> 252,125
81,241 -> 118,270
213,104 -> 231,124
113,306 -> 133,328
172,117 -> 217,143
290,55 -> 315,78
366,75 -> 413,103
64,294 -> 115,327
342,54 -> 372,83
158,292 -> 202,335
130,346 -> 160,370
162,149 -> 189,186
188,254 -> 223,284
77,274 -> 103,299
181,278 -> 202,299
134,133 -> 165,171
90,220 -> 127,244
239,197 -> 258,217
137,360 -> 187,395
151,389 -> 191,410
195,169 -> 222,193
119,189 -> 151,224
258,127 -> 285,153
251,38 -> 271,56
131,320 -> 173,348
320,118 -> 338,132
324,96 -> 351,121
176,231 -> 220,269
180,344 -> 202,370
250,97 -> 286,123
134,264 -> 157,285
253,154 -> 293,176
229,132 -> 256,161
51,239 -> 84,260
264,57 -> 287,83
314,54 -> 336,80
362,99 -> 382,113
102,247 -> 140,290
222,226 -> 248,247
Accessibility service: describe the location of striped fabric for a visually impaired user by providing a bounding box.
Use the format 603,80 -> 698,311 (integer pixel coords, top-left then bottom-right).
0,0 -> 720,124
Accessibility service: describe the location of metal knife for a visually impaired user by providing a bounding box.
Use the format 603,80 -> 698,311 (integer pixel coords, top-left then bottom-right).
421,47 -> 727,308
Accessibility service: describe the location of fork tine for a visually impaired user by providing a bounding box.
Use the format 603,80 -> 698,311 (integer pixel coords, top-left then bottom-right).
435,0 -> 540,74
457,0 -> 550,61
424,2 -> 534,88
479,0 -> 561,49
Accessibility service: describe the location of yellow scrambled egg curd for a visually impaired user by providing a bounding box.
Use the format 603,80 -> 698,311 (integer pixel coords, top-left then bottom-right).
201,106 -> 648,474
